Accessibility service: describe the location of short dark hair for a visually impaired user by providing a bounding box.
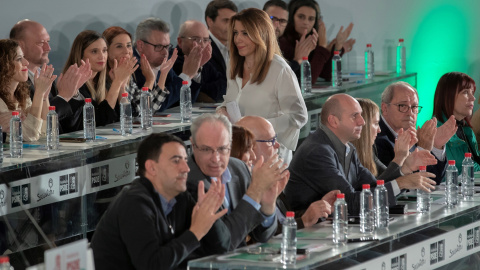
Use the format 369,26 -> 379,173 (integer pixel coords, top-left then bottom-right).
137,133 -> 186,177
263,0 -> 287,12
205,0 -> 238,24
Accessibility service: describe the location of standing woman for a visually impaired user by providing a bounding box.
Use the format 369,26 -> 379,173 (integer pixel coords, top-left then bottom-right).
434,72 -> 480,171
218,8 -> 308,163
62,30 -> 135,132
279,0 -> 354,84
0,39 -> 56,141
102,26 -> 176,116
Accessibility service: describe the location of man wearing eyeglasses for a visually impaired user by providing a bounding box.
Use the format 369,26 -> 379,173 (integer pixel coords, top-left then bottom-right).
376,82 -> 457,184
187,113 -> 289,250
173,20 -> 227,103
133,17 -> 204,111
263,0 -> 289,37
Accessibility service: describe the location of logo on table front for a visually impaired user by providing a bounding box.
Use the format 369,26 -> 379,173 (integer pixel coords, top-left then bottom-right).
69,173 -> 78,193
467,228 -> 474,250
100,165 -> 109,186
37,178 -> 54,202
115,161 -> 131,182
0,189 -> 5,207
390,253 -> 406,270
475,227 -> 480,248
22,184 -> 30,205
91,167 -> 101,188
449,233 -> 463,258
412,247 -> 426,270
381,262 -> 386,270
11,186 -> 21,207
60,175 -> 69,196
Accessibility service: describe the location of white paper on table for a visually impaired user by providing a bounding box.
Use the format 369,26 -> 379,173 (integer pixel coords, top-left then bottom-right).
225,101 -> 242,123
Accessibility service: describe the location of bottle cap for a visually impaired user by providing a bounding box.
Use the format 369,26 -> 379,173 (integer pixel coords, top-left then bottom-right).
334,51 -> 340,55
465,153 -> 472,158
49,106 -> 55,111
122,93 -> 128,98
399,38 -> 404,42
362,184 -> 370,189
336,193 -> 345,199
85,98 -> 92,103
182,81 -> 188,85
286,211 -> 295,218
142,87 -> 149,91
11,111 -> 19,116
377,180 -> 384,185
419,166 -> 427,171
0,256 -> 9,263
448,160 -> 455,165
302,56 -> 308,60
366,44 -> 372,47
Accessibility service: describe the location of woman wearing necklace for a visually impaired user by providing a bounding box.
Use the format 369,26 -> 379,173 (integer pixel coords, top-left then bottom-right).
434,72 -> 480,171
218,8 -> 308,164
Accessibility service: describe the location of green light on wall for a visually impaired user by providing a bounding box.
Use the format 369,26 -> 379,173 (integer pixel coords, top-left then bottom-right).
410,5 -> 469,125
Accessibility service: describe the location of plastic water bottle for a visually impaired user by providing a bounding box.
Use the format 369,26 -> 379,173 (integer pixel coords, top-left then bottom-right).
180,81 -> 192,123
365,44 -> 374,79
396,38 -> 406,74
332,51 -> 342,87
0,125 -> 3,164
462,153 -> 474,200
301,57 -> 312,94
281,211 -> 297,264
83,98 -> 96,142
46,106 -> 59,150
333,193 -> 347,244
0,256 -> 13,270
374,180 -> 389,230
140,87 -> 152,129
446,160 -> 458,208
120,93 -> 133,136
416,166 -> 430,213
9,111 -> 22,158
360,184 -> 374,233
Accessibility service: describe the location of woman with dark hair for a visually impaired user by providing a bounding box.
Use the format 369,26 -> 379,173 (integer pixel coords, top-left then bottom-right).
218,8 -> 307,163
102,26 -> 176,116
279,0 -> 354,84
231,125 -> 256,170
0,39 -> 56,141
434,72 -> 480,171
62,30 -> 136,132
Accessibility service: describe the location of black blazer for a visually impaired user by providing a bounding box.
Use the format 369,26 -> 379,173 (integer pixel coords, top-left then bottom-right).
209,36 -> 227,81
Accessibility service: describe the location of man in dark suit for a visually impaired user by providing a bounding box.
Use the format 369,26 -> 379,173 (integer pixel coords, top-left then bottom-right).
186,113 -> 288,249
173,20 -> 227,102
133,18 -> 203,112
375,82 -> 457,185
10,20 -> 90,133
285,94 -> 437,215
91,133 -> 230,270
237,115 -> 338,230
205,0 -> 237,84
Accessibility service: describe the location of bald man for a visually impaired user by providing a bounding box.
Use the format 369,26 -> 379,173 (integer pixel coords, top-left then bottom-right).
237,116 -> 338,229
172,20 -> 227,102
285,94 -> 437,215
10,20 -> 90,133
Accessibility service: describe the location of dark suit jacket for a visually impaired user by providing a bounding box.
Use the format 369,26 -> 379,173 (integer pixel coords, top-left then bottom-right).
91,177 -> 230,270
208,36 -> 227,82
27,78 -> 73,134
285,126 -> 397,215
172,46 -> 227,102
132,49 -> 201,112
375,117 -> 447,184
186,156 -> 277,250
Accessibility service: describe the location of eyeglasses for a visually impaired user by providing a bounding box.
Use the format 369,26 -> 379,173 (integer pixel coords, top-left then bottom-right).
270,16 -> 288,26
181,36 -> 211,44
141,40 -> 172,52
386,103 -> 423,114
256,134 -> 277,147
193,143 -> 231,156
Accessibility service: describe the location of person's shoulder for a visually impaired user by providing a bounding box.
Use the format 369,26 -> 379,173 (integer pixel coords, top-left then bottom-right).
228,157 -> 250,173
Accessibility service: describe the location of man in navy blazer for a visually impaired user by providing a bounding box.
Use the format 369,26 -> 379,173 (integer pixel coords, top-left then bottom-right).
132,18 -> 203,112
375,82 -> 457,185
186,113 -> 288,250
205,0 -> 237,85
173,20 -> 227,102
285,94 -> 436,215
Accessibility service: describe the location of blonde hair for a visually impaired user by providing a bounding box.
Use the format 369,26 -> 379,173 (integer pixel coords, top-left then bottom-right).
228,8 -> 282,84
63,30 -> 107,102
351,98 -> 379,176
